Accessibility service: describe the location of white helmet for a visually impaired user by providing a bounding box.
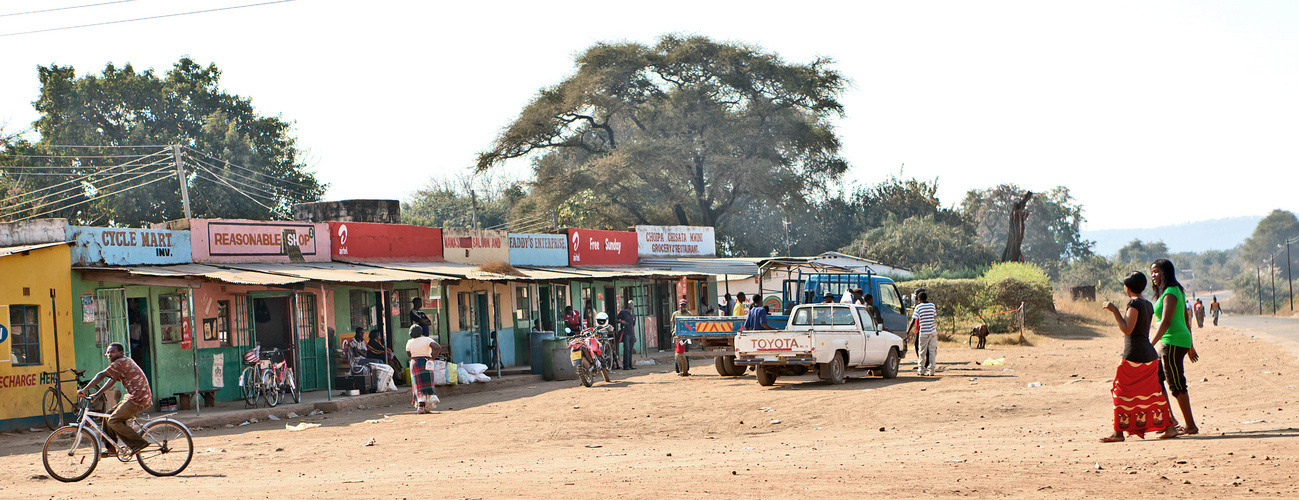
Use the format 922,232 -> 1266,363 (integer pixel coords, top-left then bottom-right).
595,312 -> 609,326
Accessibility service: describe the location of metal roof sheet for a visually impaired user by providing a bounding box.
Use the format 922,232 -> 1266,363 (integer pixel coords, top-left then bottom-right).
0,241 -> 70,258
74,264 -> 308,286
225,262 -> 446,283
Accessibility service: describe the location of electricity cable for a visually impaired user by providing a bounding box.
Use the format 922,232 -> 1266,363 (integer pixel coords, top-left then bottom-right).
0,151 -> 170,204
186,155 -> 307,199
0,157 -> 173,216
3,166 -> 174,221
0,0 -> 295,37
194,168 -> 275,212
184,145 -> 317,189
11,172 -> 176,222
0,0 -> 133,18
192,165 -> 282,202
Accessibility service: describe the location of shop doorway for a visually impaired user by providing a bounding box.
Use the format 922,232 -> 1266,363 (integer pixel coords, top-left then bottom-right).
603,286 -> 616,317
538,286 -> 554,332
253,296 -> 293,351
125,298 -> 151,382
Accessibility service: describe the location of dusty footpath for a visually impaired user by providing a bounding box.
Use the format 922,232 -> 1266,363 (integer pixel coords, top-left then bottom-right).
2,312 -> 1297,499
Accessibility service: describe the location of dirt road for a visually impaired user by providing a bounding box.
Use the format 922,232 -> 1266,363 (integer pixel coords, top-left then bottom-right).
4,310 -> 1296,499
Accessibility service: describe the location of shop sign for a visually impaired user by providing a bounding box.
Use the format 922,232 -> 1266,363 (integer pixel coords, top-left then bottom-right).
508,233 -> 568,266
567,228 -> 637,266
191,220 -> 330,263
441,228 -> 507,265
635,225 -> 716,257
69,226 -> 192,266
81,294 -> 96,324
329,222 -> 443,262
180,317 -> 192,350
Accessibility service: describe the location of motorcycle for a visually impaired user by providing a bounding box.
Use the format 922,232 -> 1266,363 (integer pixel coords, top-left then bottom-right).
567,327 -> 614,387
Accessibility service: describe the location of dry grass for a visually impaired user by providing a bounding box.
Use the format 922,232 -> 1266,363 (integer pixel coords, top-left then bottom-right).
478,260 -> 525,277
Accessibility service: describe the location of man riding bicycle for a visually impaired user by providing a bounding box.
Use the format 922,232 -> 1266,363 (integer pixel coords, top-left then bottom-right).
77,342 -> 153,458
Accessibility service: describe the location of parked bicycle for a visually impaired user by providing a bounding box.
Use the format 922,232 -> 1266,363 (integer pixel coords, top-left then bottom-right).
42,396 -> 193,482
41,368 -> 106,430
267,347 -> 300,405
238,345 -> 277,408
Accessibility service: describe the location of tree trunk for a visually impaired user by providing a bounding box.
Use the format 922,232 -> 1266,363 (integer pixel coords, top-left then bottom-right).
1002,191 -> 1033,262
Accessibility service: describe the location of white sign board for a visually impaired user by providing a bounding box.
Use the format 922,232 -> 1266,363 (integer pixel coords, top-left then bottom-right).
636,225 -> 716,258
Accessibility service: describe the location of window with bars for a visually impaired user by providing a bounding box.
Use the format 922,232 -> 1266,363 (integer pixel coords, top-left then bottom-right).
217,300 -> 231,346
158,293 -> 185,343
457,292 -> 477,332
349,290 -> 372,331
396,289 -> 417,328
9,305 -> 40,366
296,293 -> 317,340
514,286 -> 530,321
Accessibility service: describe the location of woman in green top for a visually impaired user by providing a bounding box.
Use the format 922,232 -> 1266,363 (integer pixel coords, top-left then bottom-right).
1151,259 -> 1199,437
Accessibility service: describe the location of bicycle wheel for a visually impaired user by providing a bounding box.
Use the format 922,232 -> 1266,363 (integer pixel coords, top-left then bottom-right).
262,370 -> 280,407
241,367 -> 259,407
42,388 -> 65,430
42,426 -> 100,482
286,368 -> 300,404
136,420 -> 193,477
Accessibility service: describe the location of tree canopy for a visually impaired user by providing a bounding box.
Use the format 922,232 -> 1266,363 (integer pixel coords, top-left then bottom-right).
961,184 -> 1092,277
1,58 -> 324,226
476,35 -> 848,255
1239,209 -> 1299,265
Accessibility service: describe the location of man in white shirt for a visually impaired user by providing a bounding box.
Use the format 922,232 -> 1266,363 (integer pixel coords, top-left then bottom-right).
909,291 -> 938,376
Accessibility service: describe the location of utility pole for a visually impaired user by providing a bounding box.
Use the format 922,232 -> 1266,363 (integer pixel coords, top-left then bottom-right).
173,144 -> 192,219
1257,266 -> 1263,315
1271,254 -> 1277,315
1288,240 -> 1294,312
782,217 -> 792,256
470,189 -> 479,228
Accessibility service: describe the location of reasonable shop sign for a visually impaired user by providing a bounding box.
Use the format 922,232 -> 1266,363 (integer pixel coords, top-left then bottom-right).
190,219 -> 330,263
635,225 -> 716,258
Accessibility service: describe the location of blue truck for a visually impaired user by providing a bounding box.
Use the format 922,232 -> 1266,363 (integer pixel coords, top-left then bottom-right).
675,272 -> 909,376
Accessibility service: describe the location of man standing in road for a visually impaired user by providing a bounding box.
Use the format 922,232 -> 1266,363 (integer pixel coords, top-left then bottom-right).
672,299 -> 693,376
909,291 -> 938,376
78,342 -> 152,457
618,300 -> 637,370
743,295 -> 776,331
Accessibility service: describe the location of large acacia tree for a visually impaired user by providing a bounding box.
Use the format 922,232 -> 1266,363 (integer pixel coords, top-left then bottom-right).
1,58 -> 324,226
476,35 -> 848,250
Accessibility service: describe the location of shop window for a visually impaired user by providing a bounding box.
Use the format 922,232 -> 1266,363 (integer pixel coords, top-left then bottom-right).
514,286 -> 530,321
349,290 -> 372,331
457,292 -> 477,331
9,305 -> 40,366
396,289 -> 418,328
158,293 -> 185,343
295,293 -> 317,340
216,301 -> 231,346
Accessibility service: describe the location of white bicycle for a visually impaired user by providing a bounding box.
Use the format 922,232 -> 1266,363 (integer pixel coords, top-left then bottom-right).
42,396 -> 194,482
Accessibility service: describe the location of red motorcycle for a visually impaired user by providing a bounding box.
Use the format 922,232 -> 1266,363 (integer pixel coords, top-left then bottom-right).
568,327 -> 613,387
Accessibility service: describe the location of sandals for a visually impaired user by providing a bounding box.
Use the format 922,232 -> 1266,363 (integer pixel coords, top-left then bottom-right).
1099,436 -> 1124,443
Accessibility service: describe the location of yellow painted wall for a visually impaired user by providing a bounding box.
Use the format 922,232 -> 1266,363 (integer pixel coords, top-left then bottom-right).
0,244 -> 75,430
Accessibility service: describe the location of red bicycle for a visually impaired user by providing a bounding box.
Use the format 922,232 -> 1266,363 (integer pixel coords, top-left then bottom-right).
267,348 -> 300,406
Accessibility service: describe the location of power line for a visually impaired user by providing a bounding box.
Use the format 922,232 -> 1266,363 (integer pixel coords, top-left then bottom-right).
0,153 -> 156,159
0,157 -> 172,214
1,165 -> 174,220
192,164 -> 282,202
184,145 -> 317,189
0,150 -> 170,204
0,0 -> 294,37
10,172 -> 176,223
39,144 -> 170,149
0,0 -> 133,18
194,168 -> 275,212
186,155 -> 308,199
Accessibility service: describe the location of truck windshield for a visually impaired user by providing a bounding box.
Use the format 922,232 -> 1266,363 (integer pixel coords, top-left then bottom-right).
878,284 -> 903,315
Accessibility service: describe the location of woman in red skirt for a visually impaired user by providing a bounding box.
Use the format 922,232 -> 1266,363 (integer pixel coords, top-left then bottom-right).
1100,271 -> 1172,442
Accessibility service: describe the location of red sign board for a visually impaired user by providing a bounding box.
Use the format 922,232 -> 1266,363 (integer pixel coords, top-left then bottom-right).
180,317 -> 192,350
566,228 -> 638,266
329,222 -> 443,262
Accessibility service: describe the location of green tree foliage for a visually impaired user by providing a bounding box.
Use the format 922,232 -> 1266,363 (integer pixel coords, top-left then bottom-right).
1,58 -> 324,226
402,173 -> 522,229
838,216 -> 997,272
1115,239 -> 1170,265
1058,255 -> 1127,294
476,35 -> 848,256
960,185 -> 1093,277
1239,209 -> 1299,265
845,175 -> 966,230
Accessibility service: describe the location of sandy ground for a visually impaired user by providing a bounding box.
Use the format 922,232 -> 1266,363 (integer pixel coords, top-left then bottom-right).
3,311 -> 1297,499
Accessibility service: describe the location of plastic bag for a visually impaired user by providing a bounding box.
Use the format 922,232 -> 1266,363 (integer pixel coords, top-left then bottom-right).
462,363 -> 489,375
432,360 -> 448,386
475,373 -> 491,383
447,362 -> 459,385
457,366 -> 471,384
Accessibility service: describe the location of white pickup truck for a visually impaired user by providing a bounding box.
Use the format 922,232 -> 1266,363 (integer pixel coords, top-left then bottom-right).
734,303 -> 905,386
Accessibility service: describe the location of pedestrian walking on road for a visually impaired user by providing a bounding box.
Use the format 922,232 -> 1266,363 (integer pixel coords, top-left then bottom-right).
617,300 -> 637,370
672,299 -> 692,376
406,326 -> 441,414
909,291 -> 938,376
1100,271 -> 1171,442
1151,259 -> 1199,438
1210,296 -> 1221,326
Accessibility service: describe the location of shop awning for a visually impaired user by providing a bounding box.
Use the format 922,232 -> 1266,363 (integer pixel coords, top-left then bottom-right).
224,262 -> 452,284
0,241 -> 70,258
74,264 -> 308,286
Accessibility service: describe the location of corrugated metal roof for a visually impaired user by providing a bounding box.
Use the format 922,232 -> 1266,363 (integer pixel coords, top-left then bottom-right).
371,261 -> 523,281
0,241 -> 70,258
637,258 -> 759,277
225,262 -> 447,283
75,264 -> 308,286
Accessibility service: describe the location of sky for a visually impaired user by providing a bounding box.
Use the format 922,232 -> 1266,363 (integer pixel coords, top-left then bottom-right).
2,0 -> 1297,231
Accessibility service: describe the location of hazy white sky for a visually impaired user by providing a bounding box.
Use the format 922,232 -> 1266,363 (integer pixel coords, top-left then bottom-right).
3,0 -> 1296,230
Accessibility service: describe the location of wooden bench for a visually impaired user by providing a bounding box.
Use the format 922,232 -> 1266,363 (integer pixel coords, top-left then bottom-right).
174,390 -> 218,410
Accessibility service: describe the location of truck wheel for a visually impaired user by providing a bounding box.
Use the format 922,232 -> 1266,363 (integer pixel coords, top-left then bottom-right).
819,353 -> 846,385
715,355 -> 739,376
756,366 -> 777,386
879,348 -> 900,379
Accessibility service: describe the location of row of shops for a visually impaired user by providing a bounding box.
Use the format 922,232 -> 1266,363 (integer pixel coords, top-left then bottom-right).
0,218 -> 728,430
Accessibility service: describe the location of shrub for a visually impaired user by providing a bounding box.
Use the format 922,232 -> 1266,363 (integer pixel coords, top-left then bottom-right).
897,262 -> 1056,329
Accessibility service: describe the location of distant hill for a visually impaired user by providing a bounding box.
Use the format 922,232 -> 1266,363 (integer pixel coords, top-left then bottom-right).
1083,216 -> 1263,256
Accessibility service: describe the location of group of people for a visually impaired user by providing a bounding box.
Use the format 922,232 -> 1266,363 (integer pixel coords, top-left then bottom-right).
1101,259 -> 1202,441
